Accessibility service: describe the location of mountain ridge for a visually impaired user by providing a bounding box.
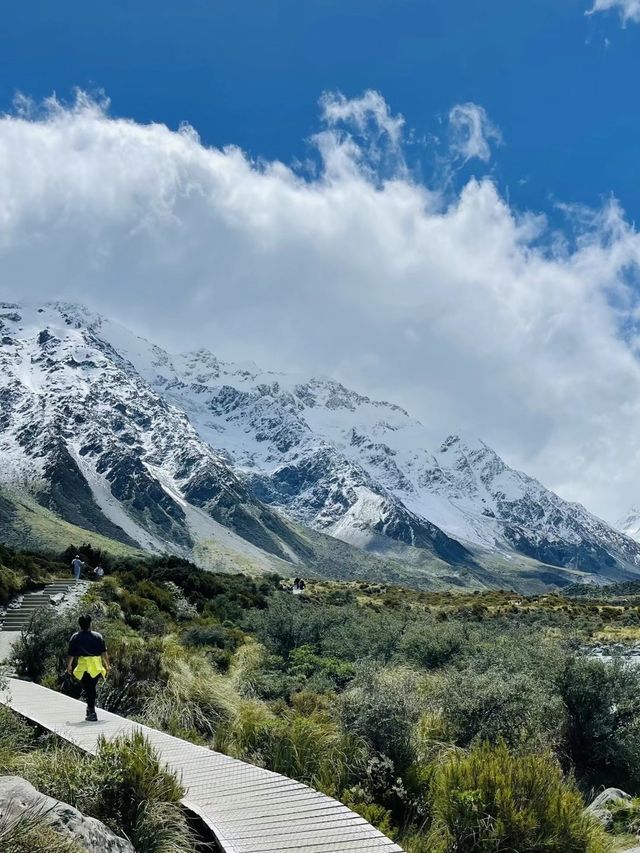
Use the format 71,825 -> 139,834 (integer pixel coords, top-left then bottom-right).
1,300 -> 639,591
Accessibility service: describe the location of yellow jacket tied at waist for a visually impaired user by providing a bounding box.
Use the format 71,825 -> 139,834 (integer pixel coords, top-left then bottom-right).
73,656 -> 107,680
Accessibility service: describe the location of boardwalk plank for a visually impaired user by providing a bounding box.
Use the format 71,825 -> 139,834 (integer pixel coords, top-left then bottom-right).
0,678 -> 404,853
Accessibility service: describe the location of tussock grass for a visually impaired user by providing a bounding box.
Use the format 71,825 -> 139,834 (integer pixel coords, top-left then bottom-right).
0,806 -> 82,853
17,732 -> 197,853
137,641 -> 241,741
217,700 -> 367,796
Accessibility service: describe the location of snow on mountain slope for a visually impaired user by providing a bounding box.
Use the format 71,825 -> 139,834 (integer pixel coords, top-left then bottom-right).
0,302 -> 328,572
62,304 -> 640,582
618,508 -> 640,542
3,301 -> 639,586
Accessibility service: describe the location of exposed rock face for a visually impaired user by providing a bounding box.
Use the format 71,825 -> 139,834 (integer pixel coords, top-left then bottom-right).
585,786 -> 632,830
3,301 -> 640,589
0,303 -> 472,581
0,775 -> 135,853
0,304 -> 339,572
118,325 -> 640,583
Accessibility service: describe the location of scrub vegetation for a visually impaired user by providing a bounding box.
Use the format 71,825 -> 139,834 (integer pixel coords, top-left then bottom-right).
5,544 -> 640,850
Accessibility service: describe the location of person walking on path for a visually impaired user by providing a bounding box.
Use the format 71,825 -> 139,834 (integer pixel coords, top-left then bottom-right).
71,555 -> 84,583
66,614 -> 110,721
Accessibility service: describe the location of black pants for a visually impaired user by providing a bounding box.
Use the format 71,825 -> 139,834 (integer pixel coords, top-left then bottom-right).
80,673 -> 100,712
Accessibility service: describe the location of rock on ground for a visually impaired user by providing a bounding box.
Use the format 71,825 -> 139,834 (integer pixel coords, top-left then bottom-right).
585,786 -> 632,830
0,776 -> 134,853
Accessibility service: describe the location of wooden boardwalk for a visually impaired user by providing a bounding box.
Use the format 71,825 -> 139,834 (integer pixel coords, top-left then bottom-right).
0,678 -> 404,853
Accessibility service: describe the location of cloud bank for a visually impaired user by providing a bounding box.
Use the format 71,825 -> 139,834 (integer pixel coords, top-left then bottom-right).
2,90 -> 640,523
588,0 -> 640,24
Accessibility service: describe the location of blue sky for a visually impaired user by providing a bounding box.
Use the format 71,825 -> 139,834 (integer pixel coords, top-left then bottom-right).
1,0 -> 639,221
3,0 -> 640,521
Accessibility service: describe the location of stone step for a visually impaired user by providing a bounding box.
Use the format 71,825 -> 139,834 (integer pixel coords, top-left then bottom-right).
1,581 -> 90,633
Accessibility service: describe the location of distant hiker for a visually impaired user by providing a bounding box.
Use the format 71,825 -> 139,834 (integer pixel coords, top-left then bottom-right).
93,565 -> 105,579
71,555 -> 84,583
293,577 -> 301,590
66,614 -> 110,722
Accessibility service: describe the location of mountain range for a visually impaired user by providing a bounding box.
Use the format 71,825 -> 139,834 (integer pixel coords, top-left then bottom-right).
1,301 -> 639,592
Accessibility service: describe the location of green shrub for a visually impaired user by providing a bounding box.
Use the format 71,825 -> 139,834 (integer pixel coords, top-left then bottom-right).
398,621 -> 468,669
609,795 -> 640,837
560,655 -> 640,790
0,566 -> 23,606
425,740 -> 611,853
181,623 -> 242,651
12,608 -> 82,683
18,742 -> 99,818
434,667 -> 565,751
138,652 -> 237,742
289,644 -> 355,689
97,635 -> 164,716
91,731 -> 191,850
0,545 -> 63,606
321,608 -> 408,663
247,595 -> 332,658
218,703 -> 366,796
339,666 -> 422,774
341,786 -> 398,839
0,706 -> 38,753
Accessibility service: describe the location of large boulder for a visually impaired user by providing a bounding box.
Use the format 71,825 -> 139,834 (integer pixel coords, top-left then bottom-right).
0,776 -> 134,853
585,786 -> 632,830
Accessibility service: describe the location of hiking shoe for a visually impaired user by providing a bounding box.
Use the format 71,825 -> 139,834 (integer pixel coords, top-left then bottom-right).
85,711 -> 98,722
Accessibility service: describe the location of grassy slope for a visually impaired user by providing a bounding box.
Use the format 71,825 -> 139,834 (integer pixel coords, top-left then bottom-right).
0,487 -> 143,558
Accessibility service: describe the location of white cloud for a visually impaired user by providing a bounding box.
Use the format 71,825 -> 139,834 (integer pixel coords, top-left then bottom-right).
2,91 -> 640,524
588,0 -> 640,24
320,89 -> 405,148
315,89 -> 407,180
448,102 -> 502,163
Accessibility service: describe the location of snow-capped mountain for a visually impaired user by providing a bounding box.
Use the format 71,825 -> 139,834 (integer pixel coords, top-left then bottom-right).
2,301 -> 640,590
0,302 -> 472,585
0,302 -> 322,572
57,303 -> 640,582
618,508 -> 640,543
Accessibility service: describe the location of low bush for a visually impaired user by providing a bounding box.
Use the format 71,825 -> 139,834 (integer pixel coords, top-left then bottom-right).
560,656 -> 640,790
434,667 -> 566,751
181,623 -> 242,652
341,786 -> 398,839
339,665 -> 422,774
0,545 -> 63,606
138,650 -> 238,741
425,740 -> 611,853
0,566 -> 23,607
96,634 -> 165,717
0,706 -> 38,754
218,702 -> 367,796
11,609 -> 82,683
609,796 -> 640,838
19,732 -> 195,853
398,621 -> 468,669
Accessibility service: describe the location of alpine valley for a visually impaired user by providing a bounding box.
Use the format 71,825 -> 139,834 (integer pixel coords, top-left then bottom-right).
1,301 -> 639,593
